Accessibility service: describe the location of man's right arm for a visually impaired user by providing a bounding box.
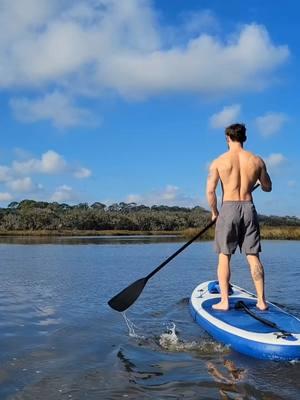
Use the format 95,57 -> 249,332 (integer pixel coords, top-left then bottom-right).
206,159 -> 220,220
258,159 -> 272,192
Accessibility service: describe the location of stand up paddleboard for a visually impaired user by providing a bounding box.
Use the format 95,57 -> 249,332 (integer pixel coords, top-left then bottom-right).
190,281 -> 300,361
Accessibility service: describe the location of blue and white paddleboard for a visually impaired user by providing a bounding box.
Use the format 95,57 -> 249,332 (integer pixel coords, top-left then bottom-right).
190,281 -> 300,361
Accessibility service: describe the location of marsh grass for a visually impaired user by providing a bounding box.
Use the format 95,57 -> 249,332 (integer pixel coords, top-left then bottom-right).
0,226 -> 299,240
260,226 -> 300,240
182,226 -> 300,240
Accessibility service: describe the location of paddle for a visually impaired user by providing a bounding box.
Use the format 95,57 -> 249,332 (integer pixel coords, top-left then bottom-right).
108,182 -> 261,312
108,218 -> 216,312
235,300 -> 293,338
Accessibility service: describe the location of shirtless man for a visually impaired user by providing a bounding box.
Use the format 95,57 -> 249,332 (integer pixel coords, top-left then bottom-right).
206,123 -> 272,311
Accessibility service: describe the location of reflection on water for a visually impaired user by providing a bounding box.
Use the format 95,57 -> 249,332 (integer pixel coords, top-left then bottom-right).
0,240 -> 299,399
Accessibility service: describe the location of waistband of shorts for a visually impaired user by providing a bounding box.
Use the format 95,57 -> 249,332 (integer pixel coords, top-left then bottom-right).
222,200 -> 253,204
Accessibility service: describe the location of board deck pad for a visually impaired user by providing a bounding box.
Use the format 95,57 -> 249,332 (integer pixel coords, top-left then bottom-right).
202,297 -> 300,335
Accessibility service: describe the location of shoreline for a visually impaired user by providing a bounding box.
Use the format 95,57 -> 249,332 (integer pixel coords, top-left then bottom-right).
0,229 -> 180,237
0,226 -> 300,240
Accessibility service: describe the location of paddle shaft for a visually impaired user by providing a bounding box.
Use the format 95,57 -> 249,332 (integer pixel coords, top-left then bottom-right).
107,182 -> 261,311
146,219 -> 216,281
107,218 -> 217,311
146,183 -> 260,281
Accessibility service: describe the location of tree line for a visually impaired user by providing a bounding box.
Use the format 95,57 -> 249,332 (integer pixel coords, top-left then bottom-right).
0,199 -> 299,232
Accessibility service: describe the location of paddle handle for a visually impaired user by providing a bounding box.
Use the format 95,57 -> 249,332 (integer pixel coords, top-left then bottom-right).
253,183 -> 260,192
146,219 -> 216,281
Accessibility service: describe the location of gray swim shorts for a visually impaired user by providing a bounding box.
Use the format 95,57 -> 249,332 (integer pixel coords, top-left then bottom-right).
214,201 -> 261,255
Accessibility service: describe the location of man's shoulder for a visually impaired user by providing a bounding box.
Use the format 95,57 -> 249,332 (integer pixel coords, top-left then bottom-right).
213,151 -> 233,167
214,151 -> 228,162
209,154 -> 224,169
243,150 -> 264,164
250,152 -> 264,165
208,153 -> 229,171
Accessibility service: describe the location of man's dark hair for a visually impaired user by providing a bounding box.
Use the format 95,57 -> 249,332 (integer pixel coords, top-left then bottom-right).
225,123 -> 247,143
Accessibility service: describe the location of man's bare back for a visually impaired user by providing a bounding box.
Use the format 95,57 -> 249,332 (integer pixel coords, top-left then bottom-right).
211,147 -> 272,202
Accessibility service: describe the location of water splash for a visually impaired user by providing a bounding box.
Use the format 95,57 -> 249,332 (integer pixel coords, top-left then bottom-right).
159,322 -> 179,348
121,315 -> 229,355
122,312 -> 144,339
158,322 -> 229,354
158,322 -> 201,351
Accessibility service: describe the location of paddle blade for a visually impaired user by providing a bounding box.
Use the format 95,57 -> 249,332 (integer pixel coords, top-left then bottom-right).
107,277 -> 148,312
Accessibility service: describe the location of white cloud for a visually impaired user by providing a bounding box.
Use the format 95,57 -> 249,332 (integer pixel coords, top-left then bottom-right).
50,185 -> 75,202
12,150 -> 92,180
0,0 -> 160,88
0,192 -> 13,202
40,150 -> 67,173
98,24 -> 288,99
161,185 -> 180,201
0,148 -> 91,200
210,104 -> 241,129
126,194 -> 143,204
265,153 -> 286,169
10,92 -> 95,128
13,150 -> 67,175
7,177 -> 35,193
74,167 -> 92,179
126,185 -> 200,207
0,166 -> 12,182
255,112 -> 288,136
0,1 -> 289,103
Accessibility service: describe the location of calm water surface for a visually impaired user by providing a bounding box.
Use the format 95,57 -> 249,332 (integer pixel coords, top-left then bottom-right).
0,237 -> 299,399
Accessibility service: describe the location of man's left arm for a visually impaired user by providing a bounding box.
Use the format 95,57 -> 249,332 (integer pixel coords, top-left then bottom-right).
206,160 -> 220,220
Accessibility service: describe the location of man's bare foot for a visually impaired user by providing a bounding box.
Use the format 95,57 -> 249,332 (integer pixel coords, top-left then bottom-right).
212,301 -> 229,311
256,301 -> 268,311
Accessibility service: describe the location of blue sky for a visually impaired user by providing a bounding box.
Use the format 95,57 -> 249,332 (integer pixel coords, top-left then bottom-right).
0,0 -> 299,216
